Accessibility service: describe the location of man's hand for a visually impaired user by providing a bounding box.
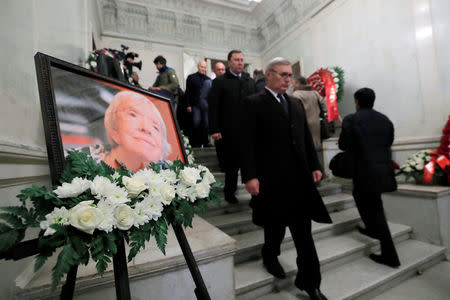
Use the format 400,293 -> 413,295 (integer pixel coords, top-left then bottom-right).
148,87 -> 161,91
187,106 -> 192,113
211,133 -> 222,140
312,170 -> 322,183
245,178 -> 260,196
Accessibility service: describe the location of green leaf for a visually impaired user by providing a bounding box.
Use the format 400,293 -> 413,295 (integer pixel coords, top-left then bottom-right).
0,226 -> 22,252
51,243 -> 80,290
34,253 -> 50,272
0,213 -> 24,228
154,218 -> 168,255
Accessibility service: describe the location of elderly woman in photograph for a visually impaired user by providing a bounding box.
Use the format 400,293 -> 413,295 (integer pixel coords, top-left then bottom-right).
103,91 -> 171,171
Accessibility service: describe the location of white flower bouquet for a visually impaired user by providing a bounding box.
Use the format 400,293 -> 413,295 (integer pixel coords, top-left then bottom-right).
0,151 -> 219,290
397,149 -> 432,183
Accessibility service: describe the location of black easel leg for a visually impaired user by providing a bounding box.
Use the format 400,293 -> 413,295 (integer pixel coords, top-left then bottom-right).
60,265 -> 78,300
172,224 -> 211,300
113,237 -> 131,300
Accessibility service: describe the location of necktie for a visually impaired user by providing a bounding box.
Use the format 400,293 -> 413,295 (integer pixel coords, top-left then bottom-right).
277,93 -> 288,114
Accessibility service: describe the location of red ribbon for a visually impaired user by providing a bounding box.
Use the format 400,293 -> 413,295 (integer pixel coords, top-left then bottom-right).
307,69 -> 340,122
423,151 -> 450,184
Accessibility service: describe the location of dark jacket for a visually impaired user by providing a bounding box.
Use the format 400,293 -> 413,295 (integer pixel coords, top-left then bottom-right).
255,77 -> 266,93
339,108 -> 397,193
241,89 -> 332,226
208,68 -> 255,136
153,66 -> 179,96
185,72 -> 210,107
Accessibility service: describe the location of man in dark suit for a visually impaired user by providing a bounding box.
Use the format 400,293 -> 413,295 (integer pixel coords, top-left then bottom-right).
338,87 -> 401,268
241,57 -> 332,300
209,50 -> 255,203
185,60 -> 210,147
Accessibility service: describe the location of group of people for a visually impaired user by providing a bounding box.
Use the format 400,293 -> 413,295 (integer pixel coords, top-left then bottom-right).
120,50 -> 400,300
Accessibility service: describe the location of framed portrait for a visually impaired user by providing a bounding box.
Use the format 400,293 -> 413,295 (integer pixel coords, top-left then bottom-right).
34,52 -> 187,184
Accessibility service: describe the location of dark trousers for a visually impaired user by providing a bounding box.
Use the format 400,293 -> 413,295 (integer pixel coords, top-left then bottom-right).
192,106 -> 209,147
261,216 -> 321,290
352,188 -> 400,264
214,138 -> 238,198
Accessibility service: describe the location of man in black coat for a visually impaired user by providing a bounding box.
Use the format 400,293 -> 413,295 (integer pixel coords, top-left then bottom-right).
209,50 -> 256,203
338,87 -> 400,268
185,60 -> 210,147
241,57 -> 332,300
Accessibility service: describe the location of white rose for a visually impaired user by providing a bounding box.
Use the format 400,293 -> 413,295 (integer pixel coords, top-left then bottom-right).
180,167 -> 200,186
69,201 -> 102,234
160,183 -> 176,205
195,181 -> 210,199
114,204 -> 135,230
122,176 -> 147,198
404,166 -> 413,172
198,165 -> 215,184
53,177 -> 91,198
40,207 -> 70,236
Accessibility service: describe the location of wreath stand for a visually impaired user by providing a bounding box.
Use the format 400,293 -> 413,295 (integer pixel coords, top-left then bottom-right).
0,225 -> 211,300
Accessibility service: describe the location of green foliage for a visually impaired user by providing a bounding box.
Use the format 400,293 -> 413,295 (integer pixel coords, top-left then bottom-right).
0,150 -> 220,292
332,66 -> 345,102
52,243 -> 80,290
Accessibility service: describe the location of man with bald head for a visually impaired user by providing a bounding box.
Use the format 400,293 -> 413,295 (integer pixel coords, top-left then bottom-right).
185,60 -> 210,147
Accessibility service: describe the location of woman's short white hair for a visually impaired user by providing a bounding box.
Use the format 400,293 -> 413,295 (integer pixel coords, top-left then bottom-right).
265,57 -> 291,72
104,91 -> 171,159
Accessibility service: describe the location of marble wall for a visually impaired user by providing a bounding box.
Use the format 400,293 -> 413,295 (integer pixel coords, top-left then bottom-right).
0,1 -> 99,299
262,0 -> 449,141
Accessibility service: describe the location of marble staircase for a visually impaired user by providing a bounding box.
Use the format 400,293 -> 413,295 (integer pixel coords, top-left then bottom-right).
193,147 -> 448,300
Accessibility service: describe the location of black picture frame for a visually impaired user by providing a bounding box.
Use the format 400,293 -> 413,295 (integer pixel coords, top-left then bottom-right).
34,52 -> 187,185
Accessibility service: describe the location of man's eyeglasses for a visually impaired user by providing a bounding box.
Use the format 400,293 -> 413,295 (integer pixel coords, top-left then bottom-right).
269,69 -> 293,78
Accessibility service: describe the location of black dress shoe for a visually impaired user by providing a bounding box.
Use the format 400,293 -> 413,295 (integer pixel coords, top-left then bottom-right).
369,254 -> 400,268
305,289 -> 328,300
356,225 -> 377,239
263,258 -> 286,279
225,195 -> 239,204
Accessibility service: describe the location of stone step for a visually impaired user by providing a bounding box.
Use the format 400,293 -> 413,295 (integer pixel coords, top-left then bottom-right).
233,205 -> 363,264
204,197 -> 358,236
236,229 -> 446,300
370,261 -> 450,300
192,147 -> 217,158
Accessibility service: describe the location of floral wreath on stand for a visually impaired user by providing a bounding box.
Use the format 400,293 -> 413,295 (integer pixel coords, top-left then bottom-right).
0,151 -> 220,290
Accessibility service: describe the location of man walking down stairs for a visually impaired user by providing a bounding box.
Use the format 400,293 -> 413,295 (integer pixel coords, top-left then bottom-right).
194,147 -> 449,300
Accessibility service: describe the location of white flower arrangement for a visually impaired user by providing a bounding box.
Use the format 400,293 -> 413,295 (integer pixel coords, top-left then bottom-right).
0,151 -> 220,290
397,149 -> 432,183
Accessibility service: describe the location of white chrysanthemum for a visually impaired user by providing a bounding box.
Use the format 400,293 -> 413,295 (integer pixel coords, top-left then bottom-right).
141,196 -> 163,220
176,183 -> 190,199
112,172 -> 121,180
409,160 -> 416,166
40,207 -> 70,236
180,167 -> 201,186
160,183 -> 176,205
103,185 -> 130,205
69,201 -> 103,235
188,154 -> 195,164
90,176 -> 116,198
114,204 -> 135,230
404,166 -> 413,172
159,169 -> 178,184
122,175 -> 147,198
133,201 -> 151,227
334,78 -> 340,83
195,181 -> 210,199
96,200 -> 116,232
53,177 -> 91,198
198,165 -> 215,185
